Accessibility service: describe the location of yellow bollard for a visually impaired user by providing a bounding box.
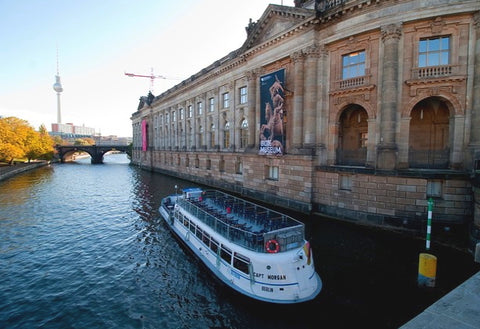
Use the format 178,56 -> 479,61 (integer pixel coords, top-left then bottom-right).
418,253 -> 437,287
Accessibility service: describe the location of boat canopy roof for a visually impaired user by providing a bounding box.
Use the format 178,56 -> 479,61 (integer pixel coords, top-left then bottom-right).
175,189 -> 305,253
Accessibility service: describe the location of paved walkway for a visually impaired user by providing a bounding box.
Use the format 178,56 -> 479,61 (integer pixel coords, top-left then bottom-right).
400,270 -> 480,328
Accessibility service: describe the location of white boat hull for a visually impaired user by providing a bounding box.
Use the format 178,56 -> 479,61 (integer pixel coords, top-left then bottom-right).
159,194 -> 322,304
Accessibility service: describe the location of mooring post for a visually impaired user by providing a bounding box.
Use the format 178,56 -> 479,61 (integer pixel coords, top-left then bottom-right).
418,198 -> 437,288
426,198 -> 433,251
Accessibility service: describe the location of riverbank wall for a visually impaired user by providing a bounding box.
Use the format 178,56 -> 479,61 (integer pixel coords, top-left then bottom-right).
0,162 -> 50,182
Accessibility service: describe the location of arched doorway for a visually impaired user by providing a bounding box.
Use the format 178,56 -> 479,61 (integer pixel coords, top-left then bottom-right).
409,97 -> 450,168
337,105 -> 368,166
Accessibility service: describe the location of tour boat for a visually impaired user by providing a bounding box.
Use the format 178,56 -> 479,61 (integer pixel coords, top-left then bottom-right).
159,186 -> 322,304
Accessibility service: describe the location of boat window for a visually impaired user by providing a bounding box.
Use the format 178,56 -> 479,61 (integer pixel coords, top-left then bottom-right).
183,216 -> 188,227
233,252 -> 250,274
202,232 -> 210,247
220,245 -> 232,264
189,222 -> 196,234
196,227 -> 203,240
210,238 -> 219,253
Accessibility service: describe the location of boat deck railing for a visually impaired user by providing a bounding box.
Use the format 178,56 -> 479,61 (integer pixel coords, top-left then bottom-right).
176,190 -> 305,253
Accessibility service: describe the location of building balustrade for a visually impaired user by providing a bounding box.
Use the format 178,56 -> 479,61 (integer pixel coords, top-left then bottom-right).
408,148 -> 450,169
336,148 -> 367,166
337,75 -> 367,90
412,65 -> 456,79
316,0 -> 347,13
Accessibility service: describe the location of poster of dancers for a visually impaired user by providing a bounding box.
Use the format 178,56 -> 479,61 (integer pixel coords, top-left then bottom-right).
259,69 -> 286,155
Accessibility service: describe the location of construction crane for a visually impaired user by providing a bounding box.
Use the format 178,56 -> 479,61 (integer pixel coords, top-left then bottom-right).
124,68 -> 176,93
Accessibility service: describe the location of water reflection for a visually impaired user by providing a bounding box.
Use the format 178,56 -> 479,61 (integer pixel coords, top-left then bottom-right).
0,153 -> 478,329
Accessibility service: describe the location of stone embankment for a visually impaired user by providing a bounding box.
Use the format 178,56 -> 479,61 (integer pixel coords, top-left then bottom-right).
0,161 -> 49,182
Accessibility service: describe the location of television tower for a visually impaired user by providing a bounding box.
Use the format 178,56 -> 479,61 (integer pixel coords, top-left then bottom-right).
53,48 -> 63,124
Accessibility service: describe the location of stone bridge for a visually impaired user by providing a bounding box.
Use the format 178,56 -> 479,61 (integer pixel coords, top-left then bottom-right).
56,145 -> 130,164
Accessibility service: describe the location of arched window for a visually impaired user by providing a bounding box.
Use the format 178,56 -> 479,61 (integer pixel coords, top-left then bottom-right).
240,119 -> 248,149
223,122 -> 230,149
337,105 -> 368,166
210,123 -> 216,148
198,125 -> 204,149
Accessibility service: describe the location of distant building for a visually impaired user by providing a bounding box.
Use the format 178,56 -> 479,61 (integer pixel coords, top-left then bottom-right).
131,0 -> 480,248
51,123 -> 95,138
94,135 -> 132,146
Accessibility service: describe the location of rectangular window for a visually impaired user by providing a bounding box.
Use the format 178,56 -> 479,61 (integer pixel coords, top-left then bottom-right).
239,86 -> 247,104
179,108 -> 184,120
210,238 -> 218,253
233,252 -> 250,274
195,226 -> 202,240
339,174 -> 352,191
189,222 -> 196,234
267,166 -> 279,180
188,105 -> 193,118
197,102 -> 203,115
236,158 -> 243,174
427,180 -> 442,198
209,98 -> 214,112
219,158 -> 225,172
342,51 -> 365,79
360,132 -> 368,148
172,111 -> 176,122
222,92 -> 229,108
220,245 -> 232,264
202,232 -> 210,247
419,36 -> 450,67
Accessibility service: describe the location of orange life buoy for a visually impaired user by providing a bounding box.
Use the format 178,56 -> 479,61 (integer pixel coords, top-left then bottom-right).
265,239 -> 280,253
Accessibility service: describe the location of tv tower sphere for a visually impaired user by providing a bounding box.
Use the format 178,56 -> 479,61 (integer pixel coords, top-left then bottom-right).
53,75 -> 63,93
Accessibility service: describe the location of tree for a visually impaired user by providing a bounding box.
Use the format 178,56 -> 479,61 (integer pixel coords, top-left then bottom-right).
74,137 -> 95,146
0,117 -> 31,164
24,128 -> 44,162
24,124 -> 55,162
38,124 -> 55,161
0,118 -> 56,164
126,142 -> 133,160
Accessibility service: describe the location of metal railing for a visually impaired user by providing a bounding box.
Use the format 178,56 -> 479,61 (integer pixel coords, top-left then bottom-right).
409,148 -> 450,169
336,148 -> 367,166
176,191 -> 305,253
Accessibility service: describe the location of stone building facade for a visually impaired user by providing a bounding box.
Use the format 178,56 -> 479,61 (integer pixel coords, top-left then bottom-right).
131,0 -> 480,246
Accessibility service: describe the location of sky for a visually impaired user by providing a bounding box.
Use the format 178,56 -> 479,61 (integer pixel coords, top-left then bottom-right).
0,0 -> 286,137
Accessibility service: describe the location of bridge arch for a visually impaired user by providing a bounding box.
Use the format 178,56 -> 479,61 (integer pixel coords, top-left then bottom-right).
56,145 -> 130,164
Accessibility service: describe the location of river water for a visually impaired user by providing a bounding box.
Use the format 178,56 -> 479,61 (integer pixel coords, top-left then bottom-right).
0,154 -> 478,329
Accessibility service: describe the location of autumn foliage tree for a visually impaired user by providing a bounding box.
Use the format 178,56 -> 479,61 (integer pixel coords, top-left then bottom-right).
24,124 -> 56,162
0,117 -> 55,164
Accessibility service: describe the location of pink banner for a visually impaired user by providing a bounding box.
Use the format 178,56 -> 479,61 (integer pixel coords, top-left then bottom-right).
141,119 -> 148,151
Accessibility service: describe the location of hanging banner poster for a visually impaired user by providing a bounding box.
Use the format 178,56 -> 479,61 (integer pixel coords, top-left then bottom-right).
259,69 -> 286,155
141,119 -> 148,151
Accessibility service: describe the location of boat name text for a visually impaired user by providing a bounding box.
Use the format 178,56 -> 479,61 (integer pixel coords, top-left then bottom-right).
254,272 -> 287,280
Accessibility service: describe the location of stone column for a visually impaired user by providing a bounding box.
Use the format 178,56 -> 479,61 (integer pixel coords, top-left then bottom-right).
377,23 -> 402,170
291,51 -> 305,149
200,94 -> 207,149
316,45 -> 329,165
303,45 -> 319,148
246,70 -> 257,149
